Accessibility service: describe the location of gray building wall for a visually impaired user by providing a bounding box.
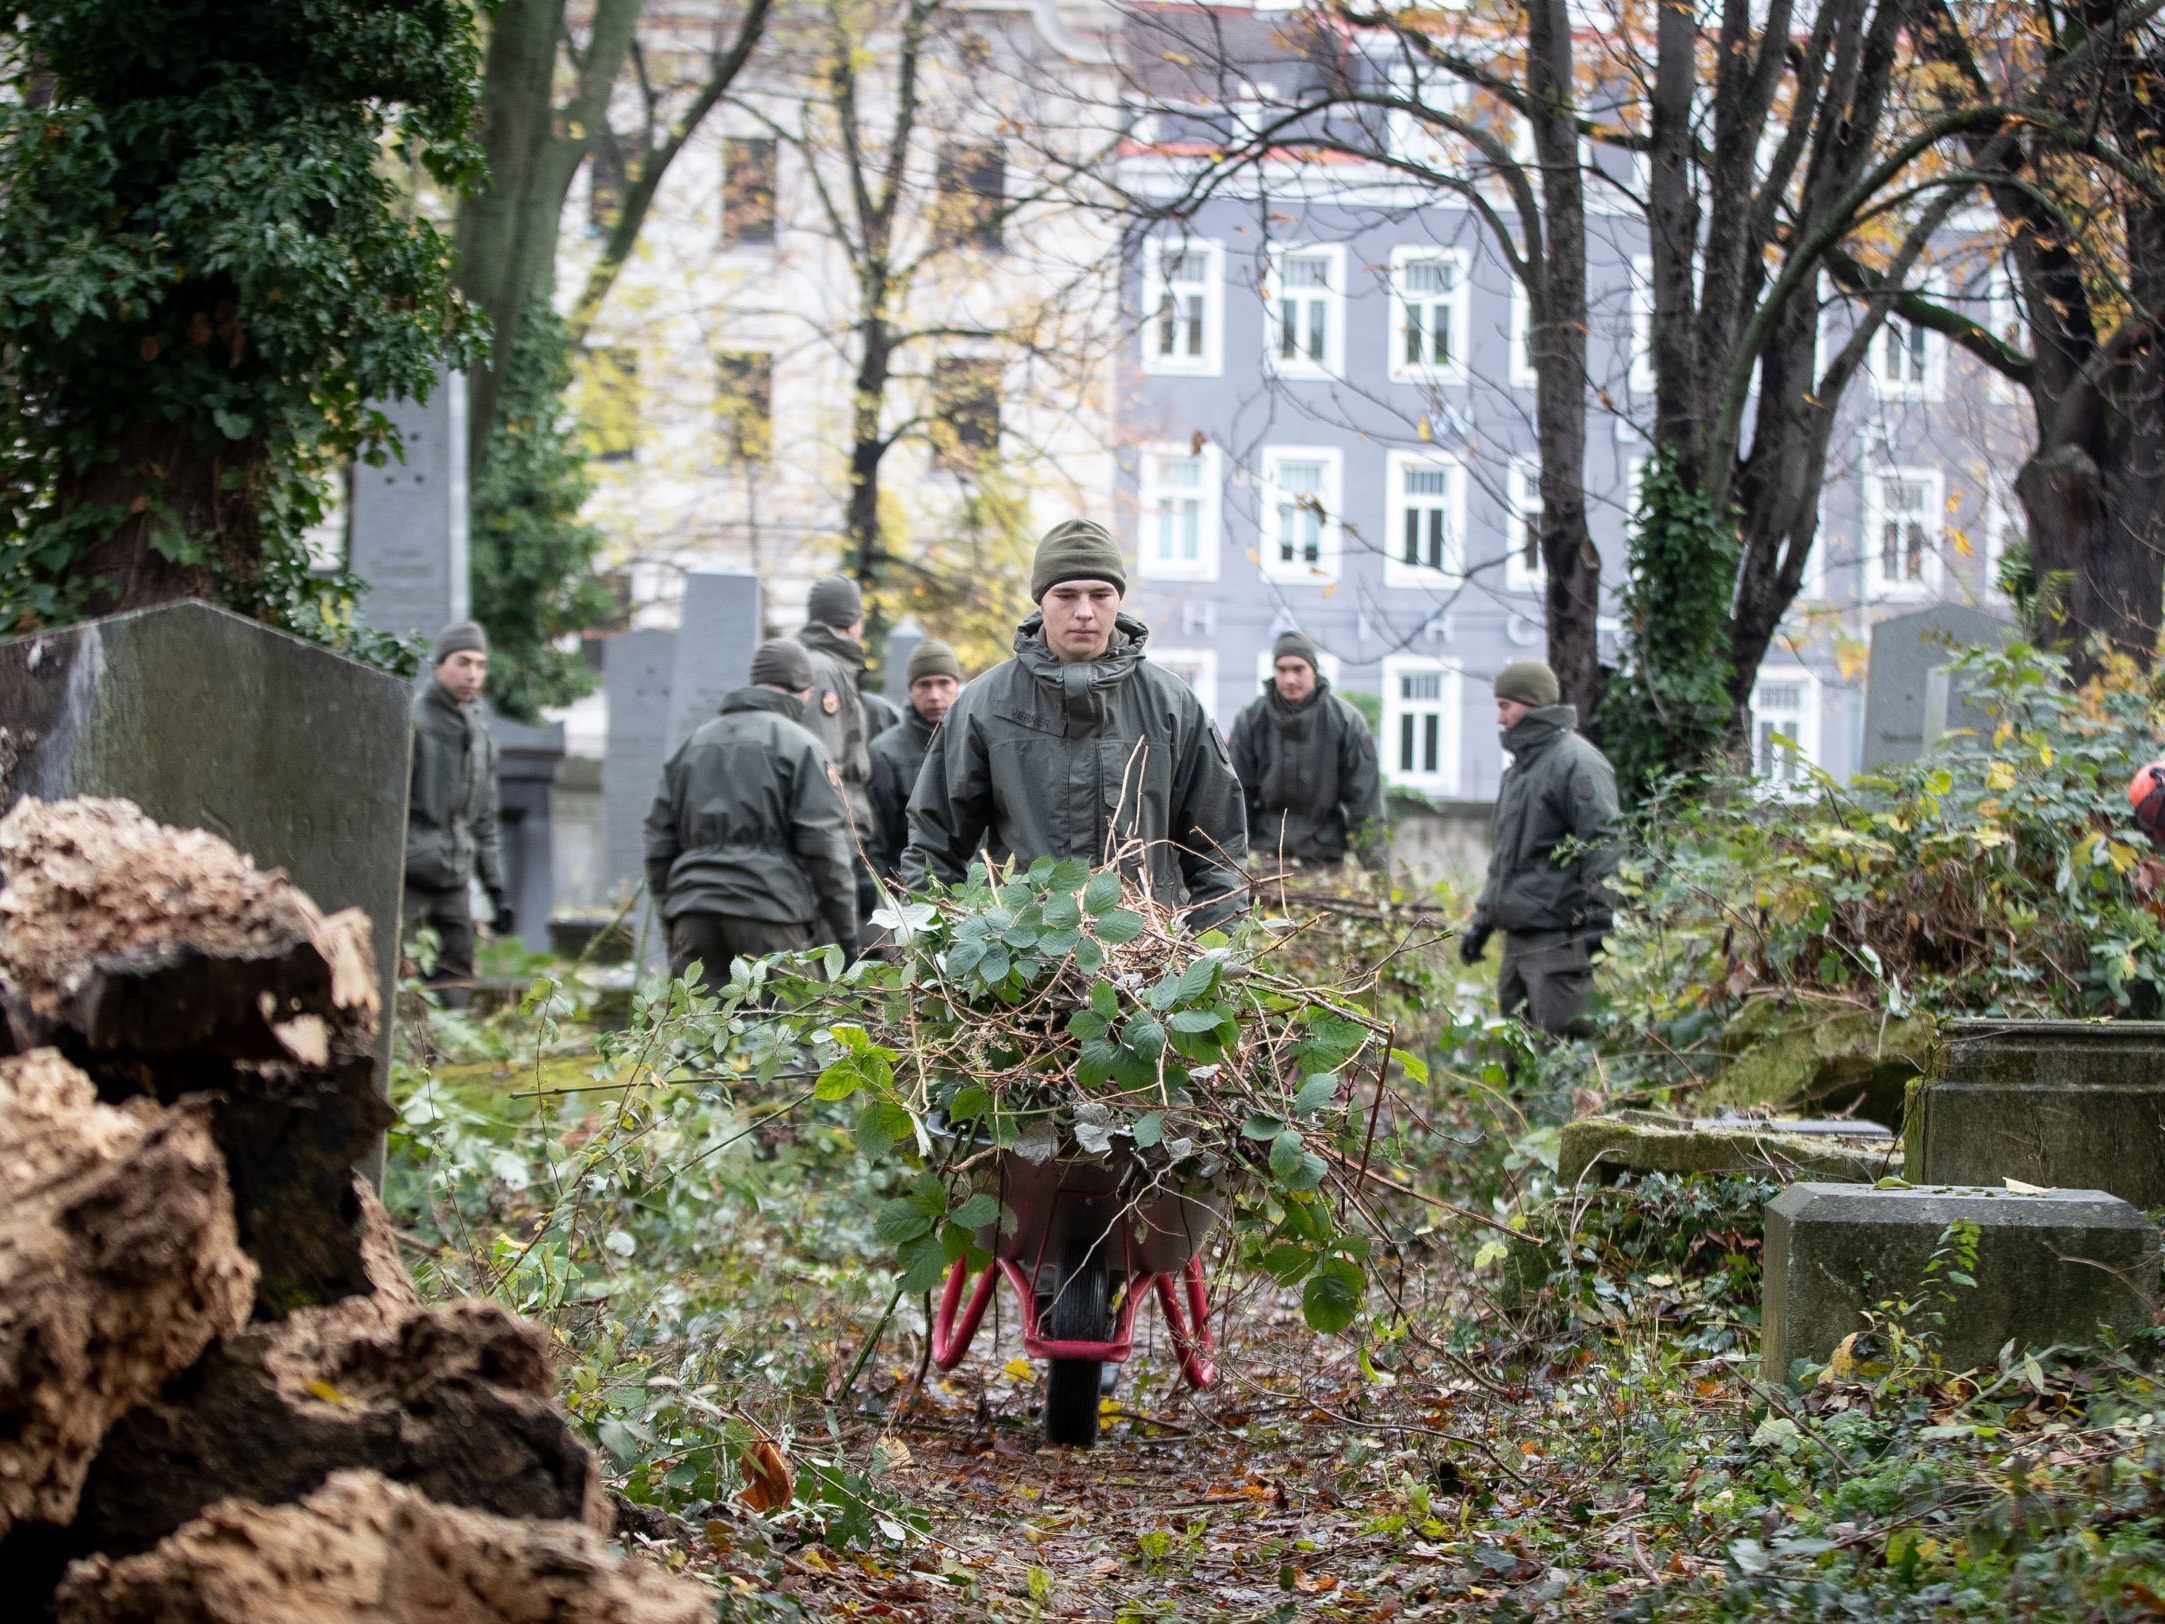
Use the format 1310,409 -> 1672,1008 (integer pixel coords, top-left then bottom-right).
1114,172 -> 2028,798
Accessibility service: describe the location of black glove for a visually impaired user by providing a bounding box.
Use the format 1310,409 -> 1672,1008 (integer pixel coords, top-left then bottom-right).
836,933 -> 863,967
489,894 -> 515,935
1458,927 -> 1491,966
1582,910 -> 1614,938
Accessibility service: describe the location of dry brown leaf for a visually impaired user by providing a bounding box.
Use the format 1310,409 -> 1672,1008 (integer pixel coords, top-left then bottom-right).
738,1438 -> 795,1513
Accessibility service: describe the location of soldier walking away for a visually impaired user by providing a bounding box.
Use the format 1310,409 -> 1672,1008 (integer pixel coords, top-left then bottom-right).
1458,659 -> 1620,1038
643,638 -> 860,991
867,637 -> 962,881
794,575 -> 877,915
403,621 -> 509,1008
901,519 -> 1248,931
1228,629 -> 1386,871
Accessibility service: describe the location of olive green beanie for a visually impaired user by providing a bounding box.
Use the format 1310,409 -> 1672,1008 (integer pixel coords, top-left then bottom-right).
907,638 -> 963,684
1493,658 -> 1561,708
1030,518 -> 1126,602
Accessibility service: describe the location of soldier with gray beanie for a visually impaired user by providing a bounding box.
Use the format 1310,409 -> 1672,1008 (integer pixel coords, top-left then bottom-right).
795,575 -> 877,918
1459,658 -> 1620,1038
902,519 -> 1248,929
644,636 -> 860,989
867,636 -> 963,879
404,620 -> 508,1006
1228,628 -> 1386,869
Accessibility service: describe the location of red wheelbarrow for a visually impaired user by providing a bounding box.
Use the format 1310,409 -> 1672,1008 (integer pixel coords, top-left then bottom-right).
930,1151 -> 1221,1447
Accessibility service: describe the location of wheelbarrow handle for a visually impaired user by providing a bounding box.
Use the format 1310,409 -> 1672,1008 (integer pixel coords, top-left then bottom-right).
930,1255 -> 998,1371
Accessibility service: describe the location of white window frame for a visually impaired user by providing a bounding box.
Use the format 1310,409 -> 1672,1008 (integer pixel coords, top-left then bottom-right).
1508,281 -> 1538,388
1381,655 -> 1463,795
1150,647 -> 1220,715
1749,666 -> 1822,792
1383,451 -> 1468,588
1983,497 -> 2016,597
1264,243 -> 1346,378
1870,283 -> 1946,402
1629,253 -> 1656,393
1136,441 -> 1222,582
1140,238 -> 1224,377
1863,466 -> 1945,601
1503,455 -> 1545,595
1388,246 -> 1472,385
1259,446 -> 1344,584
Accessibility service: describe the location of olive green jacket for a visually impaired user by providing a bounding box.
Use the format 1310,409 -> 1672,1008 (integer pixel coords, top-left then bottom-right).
867,706 -> 936,881
643,687 -> 858,947
900,613 -> 1247,927
795,621 -> 875,838
1473,704 -> 1621,936
406,680 -> 503,896
1227,679 -> 1385,866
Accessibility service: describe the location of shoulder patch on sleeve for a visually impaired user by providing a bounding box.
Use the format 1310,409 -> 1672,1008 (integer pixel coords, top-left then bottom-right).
1573,771 -> 1596,799
821,691 -> 839,715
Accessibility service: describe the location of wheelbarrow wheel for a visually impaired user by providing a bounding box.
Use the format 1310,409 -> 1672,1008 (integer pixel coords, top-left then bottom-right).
1043,1234 -> 1108,1448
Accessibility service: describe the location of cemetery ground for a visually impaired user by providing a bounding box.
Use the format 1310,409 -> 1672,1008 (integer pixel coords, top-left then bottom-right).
386,904 -> 2165,1624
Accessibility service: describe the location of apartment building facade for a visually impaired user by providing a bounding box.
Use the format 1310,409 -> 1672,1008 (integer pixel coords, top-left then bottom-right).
1111,8 -> 2030,800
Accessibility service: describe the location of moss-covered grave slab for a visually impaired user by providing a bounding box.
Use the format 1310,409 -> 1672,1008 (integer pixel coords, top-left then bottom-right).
1557,1113 -> 1900,1188
1703,1006 -> 1935,1126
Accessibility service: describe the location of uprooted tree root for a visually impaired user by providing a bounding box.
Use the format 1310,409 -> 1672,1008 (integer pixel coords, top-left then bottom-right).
0,797 -> 715,1621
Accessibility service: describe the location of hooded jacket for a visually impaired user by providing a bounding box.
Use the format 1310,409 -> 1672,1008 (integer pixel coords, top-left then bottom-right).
900,612 -> 1247,926
1472,703 -> 1621,935
1227,677 -> 1385,865
406,680 -> 504,896
867,705 -> 937,880
643,686 -> 858,947
795,620 -> 875,836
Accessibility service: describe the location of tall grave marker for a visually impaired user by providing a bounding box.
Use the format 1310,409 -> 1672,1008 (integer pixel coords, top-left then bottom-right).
1860,604 -> 2017,769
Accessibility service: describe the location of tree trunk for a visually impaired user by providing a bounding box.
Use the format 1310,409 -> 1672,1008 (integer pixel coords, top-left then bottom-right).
1524,0 -> 1600,721
845,305 -> 893,600
58,421 -> 267,617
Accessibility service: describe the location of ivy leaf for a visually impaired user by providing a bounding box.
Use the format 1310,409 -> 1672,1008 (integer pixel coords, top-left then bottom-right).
1270,1126 -> 1306,1184
1096,909 -> 1146,945
876,1200 -> 935,1246
1132,1111 -> 1164,1149
1122,1013 -> 1166,1057
1083,870 -> 1123,915
1302,1257 -> 1365,1333
814,1056 -> 866,1101
1048,858 -> 1092,892
898,1232 -> 951,1293
950,1193 -> 1001,1229
1294,1074 -> 1338,1115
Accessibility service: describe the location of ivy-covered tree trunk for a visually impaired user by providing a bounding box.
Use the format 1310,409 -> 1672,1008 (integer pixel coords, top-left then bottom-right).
0,0 -> 482,636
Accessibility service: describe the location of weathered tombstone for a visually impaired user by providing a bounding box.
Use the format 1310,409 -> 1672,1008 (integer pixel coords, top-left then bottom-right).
663,572 -> 763,751
346,369 -> 470,638
1760,1183 -> 2159,1381
600,629 -> 678,965
1859,605 -> 2017,769
1908,1018 -> 2165,1209
489,713 -> 566,950
0,603 -> 409,1101
883,616 -> 925,706
1556,1113 -> 1897,1188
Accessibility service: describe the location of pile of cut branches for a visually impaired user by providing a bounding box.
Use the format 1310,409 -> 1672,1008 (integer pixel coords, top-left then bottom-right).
705,852 -> 1407,1332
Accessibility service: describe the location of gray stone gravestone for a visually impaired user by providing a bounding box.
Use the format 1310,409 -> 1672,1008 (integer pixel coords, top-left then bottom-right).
1761,1183 -> 2159,1380
489,712 -> 566,950
663,572 -> 764,750
0,603 -> 409,1103
1909,1018 -> 2165,1209
883,617 -> 925,706
1860,605 -> 2017,769
601,629 -> 678,966
347,369 -> 470,638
